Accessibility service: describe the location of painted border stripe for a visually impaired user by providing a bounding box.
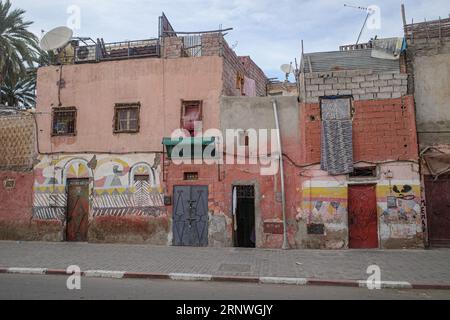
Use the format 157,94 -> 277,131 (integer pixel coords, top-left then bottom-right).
308,279 -> 359,287
7,267 -> 47,275
412,284 -> 450,290
84,270 -> 125,278
358,280 -> 412,289
169,273 -> 212,281
123,272 -> 169,280
260,277 -> 308,285
0,266 -> 449,290
46,269 -> 70,275
212,275 -> 259,283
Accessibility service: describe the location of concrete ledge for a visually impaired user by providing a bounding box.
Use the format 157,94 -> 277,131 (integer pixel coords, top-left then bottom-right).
0,266 -> 448,290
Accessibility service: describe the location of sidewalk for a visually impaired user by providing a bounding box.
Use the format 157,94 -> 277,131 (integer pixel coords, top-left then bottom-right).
1,241 -> 450,289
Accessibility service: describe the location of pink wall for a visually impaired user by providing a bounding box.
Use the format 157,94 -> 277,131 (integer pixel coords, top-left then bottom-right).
0,171 -> 34,222
36,56 -> 224,153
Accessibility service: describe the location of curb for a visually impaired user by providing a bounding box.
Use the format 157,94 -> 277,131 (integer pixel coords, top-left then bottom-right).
1,267 -> 449,290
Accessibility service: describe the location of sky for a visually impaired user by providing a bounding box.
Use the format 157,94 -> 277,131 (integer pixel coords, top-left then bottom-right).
11,0 -> 450,80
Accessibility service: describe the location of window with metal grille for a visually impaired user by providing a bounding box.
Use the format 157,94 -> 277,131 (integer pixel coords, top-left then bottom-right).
235,185 -> 255,199
349,166 -> 378,178
52,107 -> 77,136
114,103 -> 140,133
184,172 -> 199,181
181,100 -> 202,136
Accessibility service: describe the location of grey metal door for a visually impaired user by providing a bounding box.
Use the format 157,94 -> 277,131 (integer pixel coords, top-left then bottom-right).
173,186 -> 209,247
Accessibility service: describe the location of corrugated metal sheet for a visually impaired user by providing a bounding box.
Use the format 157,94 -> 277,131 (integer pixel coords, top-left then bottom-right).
302,49 -> 400,73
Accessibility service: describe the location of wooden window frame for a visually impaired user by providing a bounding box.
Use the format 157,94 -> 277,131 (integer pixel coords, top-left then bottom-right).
113,102 -> 141,134
51,107 -> 77,137
180,100 -> 203,136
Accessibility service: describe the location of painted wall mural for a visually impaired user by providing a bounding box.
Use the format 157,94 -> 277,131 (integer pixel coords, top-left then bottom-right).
33,154 -> 165,220
297,163 -> 423,246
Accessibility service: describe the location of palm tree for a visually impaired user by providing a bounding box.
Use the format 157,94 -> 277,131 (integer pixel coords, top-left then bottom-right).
1,70 -> 36,108
0,0 -> 40,86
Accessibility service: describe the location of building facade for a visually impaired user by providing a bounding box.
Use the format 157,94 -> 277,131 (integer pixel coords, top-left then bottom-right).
32,17 -> 268,244
1,14 -> 438,250
404,17 -> 450,247
297,41 -> 423,249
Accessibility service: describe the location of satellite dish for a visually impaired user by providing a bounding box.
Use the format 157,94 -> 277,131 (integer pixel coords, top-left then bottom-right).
40,26 -> 73,51
280,64 -> 294,75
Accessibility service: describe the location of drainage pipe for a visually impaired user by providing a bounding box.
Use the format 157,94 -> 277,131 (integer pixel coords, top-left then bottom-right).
272,99 -> 289,250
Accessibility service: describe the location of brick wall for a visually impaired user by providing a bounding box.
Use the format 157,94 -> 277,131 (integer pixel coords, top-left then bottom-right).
162,36 -> 184,58
300,70 -> 408,103
201,33 -> 223,57
300,95 -> 418,164
239,56 -> 267,96
162,33 -> 267,97
222,39 -> 247,96
222,37 -> 267,97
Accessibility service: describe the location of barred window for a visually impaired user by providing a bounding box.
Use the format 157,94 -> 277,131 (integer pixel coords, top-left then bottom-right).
114,103 -> 140,133
52,107 -> 77,136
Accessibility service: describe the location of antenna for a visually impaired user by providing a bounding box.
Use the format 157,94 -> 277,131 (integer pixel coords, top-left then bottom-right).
39,26 -> 73,51
280,63 -> 294,82
344,3 -> 371,44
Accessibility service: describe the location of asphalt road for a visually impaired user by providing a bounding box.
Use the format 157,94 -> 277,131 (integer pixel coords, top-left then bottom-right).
1,274 -> 450,300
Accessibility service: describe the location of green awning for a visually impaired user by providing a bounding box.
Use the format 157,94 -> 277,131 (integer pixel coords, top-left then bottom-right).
162,137 -> 216,159
162,137 -> 215,146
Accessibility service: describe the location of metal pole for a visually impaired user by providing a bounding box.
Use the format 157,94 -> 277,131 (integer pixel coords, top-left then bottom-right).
272,99 -> 289,250
356,12 -> 370,44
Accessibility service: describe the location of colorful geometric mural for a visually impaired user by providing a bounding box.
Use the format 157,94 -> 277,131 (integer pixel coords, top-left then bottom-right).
298,163 -> 423,245
33,154 -> 165,220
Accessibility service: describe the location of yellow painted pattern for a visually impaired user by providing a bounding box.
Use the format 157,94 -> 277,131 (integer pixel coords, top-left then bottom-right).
93,186 -> 162,195
302,187 -> 347,199
33,186 -> 65,193
302,185 -> 421,200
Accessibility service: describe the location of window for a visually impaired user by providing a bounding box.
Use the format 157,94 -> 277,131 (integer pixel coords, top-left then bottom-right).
181,100 -> 202,136
349,166 -> 378,178
3,178 -> 15,190
184,172 -> 199,181
114,103 -> 140,133
52,107 -> 76,136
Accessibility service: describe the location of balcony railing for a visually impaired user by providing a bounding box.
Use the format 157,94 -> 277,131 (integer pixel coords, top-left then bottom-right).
57,38 -> 161,65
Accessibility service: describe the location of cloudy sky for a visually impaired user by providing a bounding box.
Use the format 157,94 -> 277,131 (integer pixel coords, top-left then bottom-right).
12,0 -> 450,79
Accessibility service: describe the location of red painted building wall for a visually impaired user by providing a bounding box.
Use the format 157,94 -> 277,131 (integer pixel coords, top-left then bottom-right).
0,171 -> 33,239
300,95 -> 419,165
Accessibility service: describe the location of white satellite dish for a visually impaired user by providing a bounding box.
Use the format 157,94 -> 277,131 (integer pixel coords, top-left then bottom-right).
280,64 -> 294,75
40,26 -> 73,51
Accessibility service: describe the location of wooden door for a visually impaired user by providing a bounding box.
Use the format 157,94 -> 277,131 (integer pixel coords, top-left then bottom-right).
348,184 -> 378,249
66,179 -> 89,242
425,175 -> 450,247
